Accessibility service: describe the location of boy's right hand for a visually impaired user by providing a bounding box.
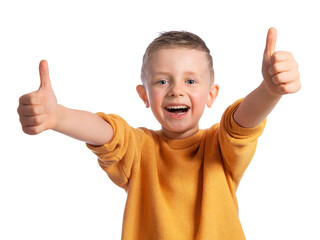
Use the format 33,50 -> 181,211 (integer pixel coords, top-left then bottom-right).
18,60 -> 58,135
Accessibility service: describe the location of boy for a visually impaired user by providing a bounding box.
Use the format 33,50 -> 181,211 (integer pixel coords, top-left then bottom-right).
17,28 -> 300,239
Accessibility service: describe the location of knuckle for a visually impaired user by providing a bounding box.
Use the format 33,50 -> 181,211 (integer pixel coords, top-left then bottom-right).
31,127 -> 40,135
273,51 -> 292,62
33,125 -> 44,134
20,115 -> 45,126
22,125 -> 43,135
271,63 -> 280,74
19,94 -> 27,103
272,52 -> 281,62
29,107 -> 37,115
297,82 -> 302,91
286,51 -> 294,59
268,66 -> 273,75
19,92 -> 41,105
272,75 -> 280,84
32,106 -> 42,115
17,106 -> 21,115
29,96 -> 36,105
272,52 -> 279,60
270,55 -> 276,65
22,126 -> 33,135
31,95 -> 41,105
292,82 -> 301,93
277,84 -> 288,94
21,126 -> 27,134
34,115 -> 44,125
19,116 -> 25,125
20,93 -> 32,104
283,85 -> 290,93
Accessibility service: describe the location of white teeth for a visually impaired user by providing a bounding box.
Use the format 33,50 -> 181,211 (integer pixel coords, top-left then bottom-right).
175,112 -> 185,115
166,105 -> 188,109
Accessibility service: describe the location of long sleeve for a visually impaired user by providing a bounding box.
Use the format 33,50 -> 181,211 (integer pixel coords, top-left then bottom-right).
86,113 -> 142,190
218,99 -> 266,189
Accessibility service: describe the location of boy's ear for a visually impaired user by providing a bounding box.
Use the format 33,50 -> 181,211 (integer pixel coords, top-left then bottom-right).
136,85 -> 150,108
206,84 -> 219,108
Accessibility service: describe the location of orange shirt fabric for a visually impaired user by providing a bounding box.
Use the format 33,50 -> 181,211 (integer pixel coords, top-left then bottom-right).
87,99 -> 266,240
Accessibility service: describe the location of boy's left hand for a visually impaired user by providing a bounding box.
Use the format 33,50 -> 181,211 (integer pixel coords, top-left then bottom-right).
262,27 -> 301,96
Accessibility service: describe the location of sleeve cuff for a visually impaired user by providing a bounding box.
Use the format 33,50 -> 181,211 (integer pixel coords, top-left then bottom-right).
86,113 -> 119,155
222,99 -> 267,141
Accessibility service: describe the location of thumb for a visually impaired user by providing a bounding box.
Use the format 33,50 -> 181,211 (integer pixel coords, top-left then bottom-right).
264,27 -> 277,61
38,60 -> 52,91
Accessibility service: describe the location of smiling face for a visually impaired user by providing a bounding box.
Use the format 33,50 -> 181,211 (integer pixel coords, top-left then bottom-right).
137,47 -> 219,139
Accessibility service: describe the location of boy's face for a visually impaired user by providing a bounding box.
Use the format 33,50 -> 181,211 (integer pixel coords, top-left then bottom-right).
137,48 -> 219,139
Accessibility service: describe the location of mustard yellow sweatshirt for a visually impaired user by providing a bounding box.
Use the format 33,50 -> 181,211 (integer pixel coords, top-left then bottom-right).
87,99 -> 266,240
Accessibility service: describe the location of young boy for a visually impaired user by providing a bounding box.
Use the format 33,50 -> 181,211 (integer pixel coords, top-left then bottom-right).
17,28 -> 300,239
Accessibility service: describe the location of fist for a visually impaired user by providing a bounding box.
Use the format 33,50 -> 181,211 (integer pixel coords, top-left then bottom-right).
17,60 -> 58,135
262,28 -> 301,96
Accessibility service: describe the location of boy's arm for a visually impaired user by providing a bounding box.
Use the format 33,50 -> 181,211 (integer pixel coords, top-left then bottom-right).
17,60 -> 113,146
233,28 -> 301,128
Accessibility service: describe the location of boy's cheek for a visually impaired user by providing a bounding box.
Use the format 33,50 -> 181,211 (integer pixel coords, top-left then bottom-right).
148,93 -> 163,109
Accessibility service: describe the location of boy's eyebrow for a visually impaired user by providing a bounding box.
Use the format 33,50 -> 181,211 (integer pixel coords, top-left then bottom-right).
152,71 -> 170,76
183,71 -> 198,76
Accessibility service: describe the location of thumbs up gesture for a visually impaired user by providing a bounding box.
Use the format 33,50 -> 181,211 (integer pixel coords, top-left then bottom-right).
18,60 -> 58,135
262,28 -> 301,96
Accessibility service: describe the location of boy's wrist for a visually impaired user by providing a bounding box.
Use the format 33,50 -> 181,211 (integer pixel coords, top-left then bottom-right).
261,80 -> 283,101
52,104 -> 65,132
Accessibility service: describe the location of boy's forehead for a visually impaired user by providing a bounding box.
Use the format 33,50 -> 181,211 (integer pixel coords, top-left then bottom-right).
147,47 -> 210,71
150,47 -> 206,59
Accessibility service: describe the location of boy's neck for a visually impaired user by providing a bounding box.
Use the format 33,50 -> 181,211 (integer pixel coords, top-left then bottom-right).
161,126 -> 200,139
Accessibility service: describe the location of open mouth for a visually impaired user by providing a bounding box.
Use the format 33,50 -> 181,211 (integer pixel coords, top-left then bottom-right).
165,105 -> 190,115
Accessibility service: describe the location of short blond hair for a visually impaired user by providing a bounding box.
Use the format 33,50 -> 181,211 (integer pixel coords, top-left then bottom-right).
141,31 -> 214,83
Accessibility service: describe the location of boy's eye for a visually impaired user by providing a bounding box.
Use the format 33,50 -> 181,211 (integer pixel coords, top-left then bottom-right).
186,79 -> 196,84
158,80 -> 168,85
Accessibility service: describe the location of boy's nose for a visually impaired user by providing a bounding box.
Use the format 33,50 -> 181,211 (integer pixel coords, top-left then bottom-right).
168,83 -> 185,97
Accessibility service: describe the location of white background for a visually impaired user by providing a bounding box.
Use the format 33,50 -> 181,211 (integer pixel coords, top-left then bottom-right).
1,0 -> 319,239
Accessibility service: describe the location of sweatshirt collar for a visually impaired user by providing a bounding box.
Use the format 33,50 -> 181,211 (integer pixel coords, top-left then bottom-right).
157,129 -> 206,149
